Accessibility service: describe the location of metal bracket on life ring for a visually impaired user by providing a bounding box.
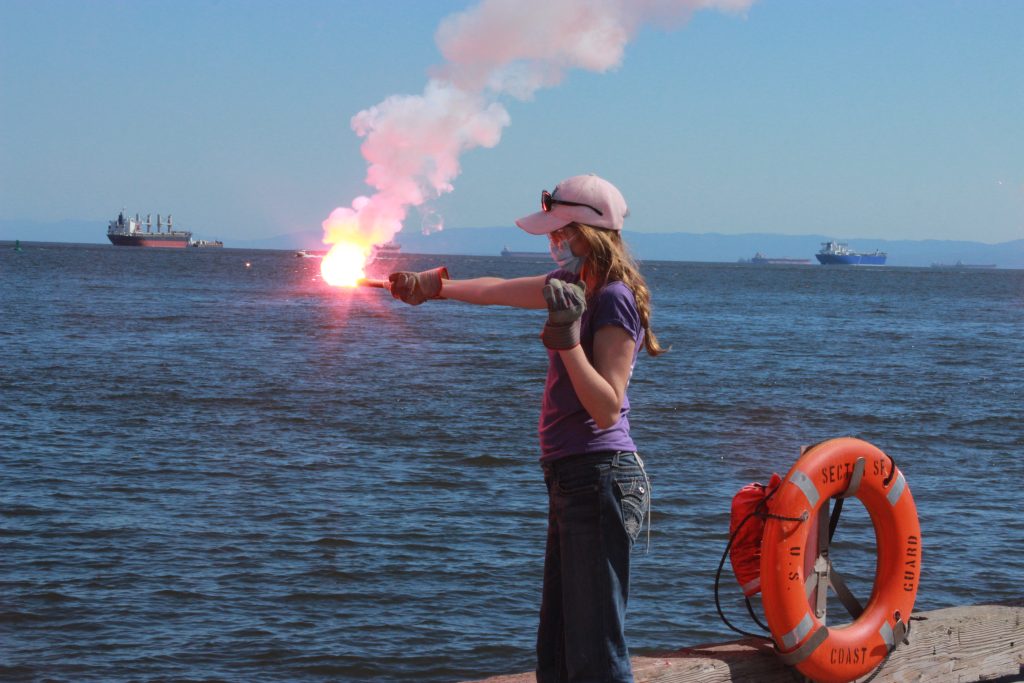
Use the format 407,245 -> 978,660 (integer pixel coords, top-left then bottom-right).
806,455 -> 865,625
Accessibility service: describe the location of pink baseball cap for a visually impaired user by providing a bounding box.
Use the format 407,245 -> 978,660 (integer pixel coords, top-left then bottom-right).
515,174 -> 629,235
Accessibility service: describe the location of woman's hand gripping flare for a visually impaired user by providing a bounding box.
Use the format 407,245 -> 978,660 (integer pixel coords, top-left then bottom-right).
388,267 -> 450,305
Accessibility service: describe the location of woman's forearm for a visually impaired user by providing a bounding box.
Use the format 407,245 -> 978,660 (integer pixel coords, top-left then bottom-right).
442,275 -> 548,309
559,346 -> 624,429
442,277 -> 508,305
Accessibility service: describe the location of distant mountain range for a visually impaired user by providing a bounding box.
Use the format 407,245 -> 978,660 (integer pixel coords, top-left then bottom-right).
3,219 -> 1021,268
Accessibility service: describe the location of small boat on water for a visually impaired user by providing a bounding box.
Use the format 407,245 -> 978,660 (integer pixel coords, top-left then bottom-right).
295,250 -> 323,259
190,239 -> 223,248
816,241 -> 887,265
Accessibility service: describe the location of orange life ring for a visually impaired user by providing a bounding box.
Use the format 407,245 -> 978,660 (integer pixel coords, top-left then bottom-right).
760,437 -> 921,683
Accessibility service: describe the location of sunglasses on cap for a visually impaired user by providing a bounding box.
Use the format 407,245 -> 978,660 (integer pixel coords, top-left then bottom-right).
541,190 -> 604,217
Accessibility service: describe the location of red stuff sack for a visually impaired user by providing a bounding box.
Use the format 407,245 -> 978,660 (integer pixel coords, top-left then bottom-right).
729,473 -> 782,597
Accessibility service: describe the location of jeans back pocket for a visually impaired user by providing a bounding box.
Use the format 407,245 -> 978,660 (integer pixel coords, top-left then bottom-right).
614,472 -> 650,544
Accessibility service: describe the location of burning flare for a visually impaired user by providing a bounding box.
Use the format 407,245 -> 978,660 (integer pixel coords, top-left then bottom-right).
320,241 -> 370,287
319,195 -> 403,287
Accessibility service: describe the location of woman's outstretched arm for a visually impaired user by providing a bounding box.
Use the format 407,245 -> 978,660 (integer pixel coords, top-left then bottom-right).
442,275 -> 549,309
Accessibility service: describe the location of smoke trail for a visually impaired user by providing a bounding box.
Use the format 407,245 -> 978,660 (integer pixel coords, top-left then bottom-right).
322,0 -> 754,256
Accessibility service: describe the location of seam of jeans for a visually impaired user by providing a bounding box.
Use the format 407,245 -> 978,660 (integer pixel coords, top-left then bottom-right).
599,464 -> 614,679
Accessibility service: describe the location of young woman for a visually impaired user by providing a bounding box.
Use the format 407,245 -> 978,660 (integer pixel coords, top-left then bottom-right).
388,174 -> 664,683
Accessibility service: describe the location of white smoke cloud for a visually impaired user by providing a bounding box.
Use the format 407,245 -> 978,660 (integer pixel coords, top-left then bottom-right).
437,0 -> 754,99
323,0 -> 754,252
352,80 -> 510,207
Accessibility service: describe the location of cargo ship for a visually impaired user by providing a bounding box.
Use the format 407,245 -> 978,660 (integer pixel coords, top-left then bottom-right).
501,246 -> 548,259
299,242 -> 398,261
369,241 -> 401,262
816,241 -> 887,266
749,252 -> 811,265
107,211 -> 192,248
930,261 -> 996,270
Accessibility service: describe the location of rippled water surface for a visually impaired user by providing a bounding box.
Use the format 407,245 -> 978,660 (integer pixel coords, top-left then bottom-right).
2,244 -> 1022,681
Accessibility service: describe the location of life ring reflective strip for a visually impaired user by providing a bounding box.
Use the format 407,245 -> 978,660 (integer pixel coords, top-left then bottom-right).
760,438 -> 921,683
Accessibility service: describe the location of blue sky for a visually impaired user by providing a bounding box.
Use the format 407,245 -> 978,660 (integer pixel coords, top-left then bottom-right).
1,0 -> 1021,244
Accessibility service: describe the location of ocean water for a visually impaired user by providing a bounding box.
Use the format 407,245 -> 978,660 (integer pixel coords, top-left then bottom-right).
1,243 -> 1021,682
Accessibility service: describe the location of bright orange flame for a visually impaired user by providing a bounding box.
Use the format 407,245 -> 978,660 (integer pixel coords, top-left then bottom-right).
321,242 -> 369,287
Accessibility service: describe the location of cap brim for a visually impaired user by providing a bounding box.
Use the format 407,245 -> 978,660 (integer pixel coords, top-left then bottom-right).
515,208 -> 573,235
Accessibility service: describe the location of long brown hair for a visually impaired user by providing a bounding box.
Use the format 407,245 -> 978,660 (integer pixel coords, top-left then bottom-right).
570,222 -> 666,356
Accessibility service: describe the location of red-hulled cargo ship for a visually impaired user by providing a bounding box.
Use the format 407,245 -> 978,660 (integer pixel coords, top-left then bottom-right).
107,211 -> 192,248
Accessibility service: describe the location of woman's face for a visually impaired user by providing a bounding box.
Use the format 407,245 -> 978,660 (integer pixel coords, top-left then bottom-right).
549,225 -> 586,257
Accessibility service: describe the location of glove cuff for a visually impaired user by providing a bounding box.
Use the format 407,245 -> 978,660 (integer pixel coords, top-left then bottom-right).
541,320 -> 581,350
422,267 -> 450,300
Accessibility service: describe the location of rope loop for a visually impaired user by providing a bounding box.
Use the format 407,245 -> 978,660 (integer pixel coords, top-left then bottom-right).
762,509 -> 809,523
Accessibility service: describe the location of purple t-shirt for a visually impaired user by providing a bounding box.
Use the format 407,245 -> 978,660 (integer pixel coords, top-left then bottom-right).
539,270 -> 645,462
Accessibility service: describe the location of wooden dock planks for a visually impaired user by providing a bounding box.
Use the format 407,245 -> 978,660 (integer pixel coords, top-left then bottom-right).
466,602 -> 1023,683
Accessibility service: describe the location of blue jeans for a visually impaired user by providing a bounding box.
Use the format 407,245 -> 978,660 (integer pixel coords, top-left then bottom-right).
537,451 -> 651,683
